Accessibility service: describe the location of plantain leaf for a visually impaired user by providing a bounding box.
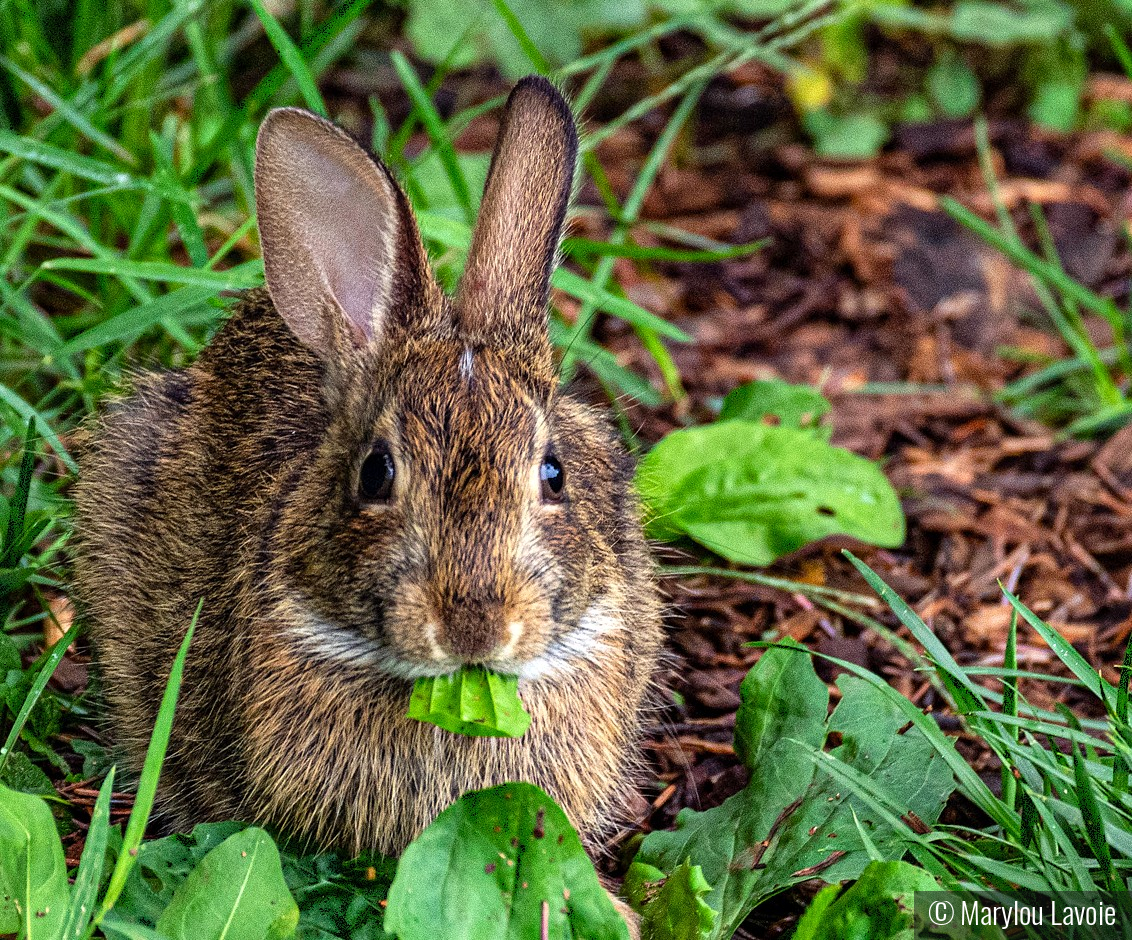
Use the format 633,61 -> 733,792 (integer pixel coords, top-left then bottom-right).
408,667 -> 531,738
636,421 -> 905,566
624,860 -> 717,940
792,861 -> 940,940
155,827 -> 299,940
0,783 -> 70,938
385,782 -> 628,940
631,643 -> 955,939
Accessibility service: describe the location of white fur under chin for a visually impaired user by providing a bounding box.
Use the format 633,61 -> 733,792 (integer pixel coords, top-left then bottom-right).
287,598 -> 623,684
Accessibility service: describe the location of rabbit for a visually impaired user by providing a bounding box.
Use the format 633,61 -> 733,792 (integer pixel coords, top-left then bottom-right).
71,74 -> 663,908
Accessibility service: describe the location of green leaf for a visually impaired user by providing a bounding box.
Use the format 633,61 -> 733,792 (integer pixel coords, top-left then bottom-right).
926,54 -> 980,119
156,827 -> 299,940
792,861 -> 939,940
0,751 -> 55,797
624,860 -> 717,940
948,1 -> 1073,45
407,667 -> 531,738
0,783 -> 70,938
405,0 -> 647,77
632,645 -> 955,939
1029,76 -> 1082,132
636,421 -> 905,566
804,111 -> 888,160
384,782 -> 628,940
718,380 -> 831,433
733,638 -> 828,771
111,822 -> 249,929
282,850 -> 395,940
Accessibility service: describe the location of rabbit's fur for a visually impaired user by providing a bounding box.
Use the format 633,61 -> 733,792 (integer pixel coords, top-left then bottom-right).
72,77 -> 664,859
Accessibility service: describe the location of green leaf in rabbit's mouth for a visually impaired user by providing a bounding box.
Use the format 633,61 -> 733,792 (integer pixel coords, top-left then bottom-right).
407,667 -> 531,738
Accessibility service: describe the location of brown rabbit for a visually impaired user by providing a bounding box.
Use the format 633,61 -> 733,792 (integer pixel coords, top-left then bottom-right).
72,76 -> 662,884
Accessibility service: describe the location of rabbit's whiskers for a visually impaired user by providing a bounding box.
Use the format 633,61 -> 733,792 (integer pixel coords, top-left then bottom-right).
284,598 -> 623,683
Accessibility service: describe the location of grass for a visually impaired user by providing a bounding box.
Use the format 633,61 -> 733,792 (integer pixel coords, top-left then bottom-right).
829,554 -> 1132,910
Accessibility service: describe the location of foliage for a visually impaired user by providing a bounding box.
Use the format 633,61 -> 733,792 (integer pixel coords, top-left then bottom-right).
844,552 -> 1132,900
407,667 -> 531,738
385,782 -> 629,939
154,828 -> 299,940
791,860 -> 940,940
0,782 -> 70,938
945,116 -> 1132,437
628,639 -> 955,939
637,380 -> 905,566
623,860 -> 717,940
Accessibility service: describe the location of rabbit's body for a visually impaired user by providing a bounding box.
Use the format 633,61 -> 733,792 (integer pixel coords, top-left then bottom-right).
73,77 -> 663,859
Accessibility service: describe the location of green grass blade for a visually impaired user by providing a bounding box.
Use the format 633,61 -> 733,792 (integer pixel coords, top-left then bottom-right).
553,268 -> 690,342
1002,588 -> 1115,701
390,51 -> 473,224
1,417 -> 36,569
0,384 -> 76,472
247,0 -> 327,116
942,197 -> 1128,339
0,630 -> 71,776
54,285 -> 219,357
63,766 -> 116,940
844,551 -> 992,711
89,601 -> 202,933
0,57 -> 135,165
0,131 -> 176,198
563,237 -> 767,264
490,0 -> 550,73
1114,634 -> 1132,797
41,256 -> 262,290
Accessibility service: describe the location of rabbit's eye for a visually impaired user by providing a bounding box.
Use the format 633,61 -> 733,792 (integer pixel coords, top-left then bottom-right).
360,443 -> 395,502
540,454 -> 564,503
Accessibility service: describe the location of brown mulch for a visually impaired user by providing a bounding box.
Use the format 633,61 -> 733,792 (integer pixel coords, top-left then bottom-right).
27,45 -> 1132,939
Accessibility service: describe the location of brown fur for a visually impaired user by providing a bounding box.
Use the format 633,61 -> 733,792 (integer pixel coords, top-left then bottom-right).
72,77 -> 663,862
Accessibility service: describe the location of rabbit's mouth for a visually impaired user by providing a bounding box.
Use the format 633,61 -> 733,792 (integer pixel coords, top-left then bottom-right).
285,597 -> 623,684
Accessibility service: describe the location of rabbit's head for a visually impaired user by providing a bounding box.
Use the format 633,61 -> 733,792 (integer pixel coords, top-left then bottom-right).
253,78 -> 641,683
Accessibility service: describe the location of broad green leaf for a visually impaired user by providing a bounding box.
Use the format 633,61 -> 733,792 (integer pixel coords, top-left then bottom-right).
632,647 -> 955,939
792,861 -> 939,940
624,860 -> 717,940
636,421 -> 905,566
384,782 -> 628,940
0,783 -> 70,938
733,638 -> 828,771
718,380 -> 831,433
156,827 -> 299,940
0,751 -> 55,798
108,822 -> 248,929
407,667 -> 531,738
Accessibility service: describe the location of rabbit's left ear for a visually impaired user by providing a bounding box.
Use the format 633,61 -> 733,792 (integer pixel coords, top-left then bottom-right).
456,77 -> 577,346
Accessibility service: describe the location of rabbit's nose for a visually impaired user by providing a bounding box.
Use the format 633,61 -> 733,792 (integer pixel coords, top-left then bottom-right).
436,596 -> 511,661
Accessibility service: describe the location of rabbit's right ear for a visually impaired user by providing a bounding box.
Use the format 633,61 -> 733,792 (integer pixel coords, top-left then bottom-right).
254,108 -> 438,361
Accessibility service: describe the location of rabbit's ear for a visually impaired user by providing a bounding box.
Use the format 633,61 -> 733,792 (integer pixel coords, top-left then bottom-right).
456,77 -> 577,345
255,108 -> 437,359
